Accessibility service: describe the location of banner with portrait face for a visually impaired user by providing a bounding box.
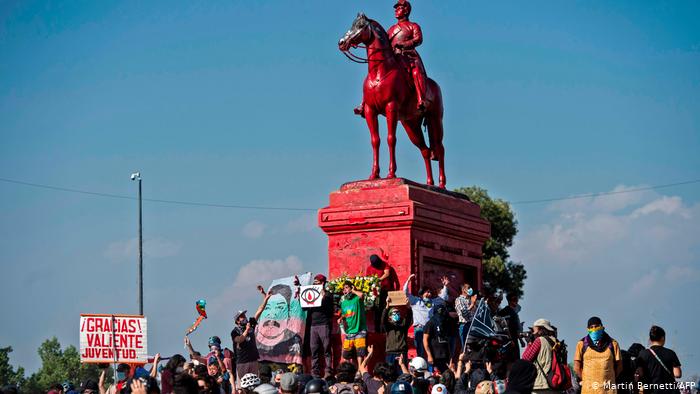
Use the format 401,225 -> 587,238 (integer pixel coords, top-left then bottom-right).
255,273 -> 311,364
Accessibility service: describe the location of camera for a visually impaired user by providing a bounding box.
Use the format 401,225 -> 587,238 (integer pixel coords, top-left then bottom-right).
248,317 -> 257,328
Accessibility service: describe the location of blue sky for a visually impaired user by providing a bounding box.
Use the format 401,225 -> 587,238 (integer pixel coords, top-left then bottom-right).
1,0 -> 699,378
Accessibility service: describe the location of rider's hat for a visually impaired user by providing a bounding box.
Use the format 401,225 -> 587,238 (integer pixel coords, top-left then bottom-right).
393,0 -> 412,13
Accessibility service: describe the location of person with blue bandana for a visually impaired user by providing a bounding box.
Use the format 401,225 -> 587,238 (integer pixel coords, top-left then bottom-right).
574,316 -> 623,394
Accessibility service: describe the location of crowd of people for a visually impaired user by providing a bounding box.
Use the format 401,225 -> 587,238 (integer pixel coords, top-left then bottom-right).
6,256 -> 690,394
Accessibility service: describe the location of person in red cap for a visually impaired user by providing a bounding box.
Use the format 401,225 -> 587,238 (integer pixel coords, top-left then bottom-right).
308,273 -> 334,377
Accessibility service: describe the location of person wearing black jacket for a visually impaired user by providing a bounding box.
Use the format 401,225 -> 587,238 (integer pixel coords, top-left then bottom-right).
309,274 -> 335,378
635,326 -> 682,394
381,297 -> 413,377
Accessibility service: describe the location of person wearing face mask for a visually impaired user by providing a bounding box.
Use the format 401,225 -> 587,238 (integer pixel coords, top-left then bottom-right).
98,363 -> 130,394
497,293 -> 522,360
573,316 -> 622,394
381,296 -> 413,376
454,284 -> 477,350
403,274 -> 450,358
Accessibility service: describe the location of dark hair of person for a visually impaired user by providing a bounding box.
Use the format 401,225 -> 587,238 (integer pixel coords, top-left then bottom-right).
193,364 -> 208,379
373,362 -> 392,381
165,354 -> 187,372
440,369 -> 456,393
536,327 -> 556,338
412,378 -> 429,394
336,362 -> 357,383
173,372 -> 199,394
269,284 -> 292,303
324,374 -> 337,386
649,325 -> 666,342
506,293 -> 518,303
628,343 -> 645,358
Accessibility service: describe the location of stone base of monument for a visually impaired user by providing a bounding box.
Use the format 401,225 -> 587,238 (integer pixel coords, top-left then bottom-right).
318,178 -> 490,365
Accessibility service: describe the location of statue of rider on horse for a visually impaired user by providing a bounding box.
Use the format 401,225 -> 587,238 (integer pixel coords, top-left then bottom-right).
355,0 -> 430,116
339,1 -> 447,188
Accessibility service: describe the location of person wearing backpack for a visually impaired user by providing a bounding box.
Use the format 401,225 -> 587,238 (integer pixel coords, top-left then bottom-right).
573,317 -> 622,394
521,319 -> 560,394
634,325 -> 682,394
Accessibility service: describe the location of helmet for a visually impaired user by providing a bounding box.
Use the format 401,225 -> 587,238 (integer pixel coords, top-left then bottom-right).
208,336 -> 222,347
409,356 -> 428,372
254,383 -> 278,394
240,373 -> 261,389
431,384 -> 448,394
390,381 -> 412,394
304,378 -> 329,394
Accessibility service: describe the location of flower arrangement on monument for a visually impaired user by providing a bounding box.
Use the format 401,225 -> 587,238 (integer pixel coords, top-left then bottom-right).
327,273 -> 380,309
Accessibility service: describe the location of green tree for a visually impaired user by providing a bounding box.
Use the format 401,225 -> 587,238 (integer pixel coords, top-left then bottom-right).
0,346 -> 26,387
23,338 -> 104,393
454,186 -> 527,297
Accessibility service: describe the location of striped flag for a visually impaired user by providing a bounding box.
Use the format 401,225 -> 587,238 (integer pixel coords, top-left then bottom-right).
466,299 -> 496,339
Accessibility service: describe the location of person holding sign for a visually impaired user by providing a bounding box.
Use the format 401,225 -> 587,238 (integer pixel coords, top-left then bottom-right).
308,274 -> 335,378
381,294 -> 412,376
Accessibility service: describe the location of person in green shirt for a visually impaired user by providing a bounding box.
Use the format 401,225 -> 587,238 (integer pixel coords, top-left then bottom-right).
338,280 -> 368,365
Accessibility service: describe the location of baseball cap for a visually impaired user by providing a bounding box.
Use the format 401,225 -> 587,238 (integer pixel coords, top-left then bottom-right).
254,384 -> 278,394
532,318 -> 555,332
234,310 -> 247,320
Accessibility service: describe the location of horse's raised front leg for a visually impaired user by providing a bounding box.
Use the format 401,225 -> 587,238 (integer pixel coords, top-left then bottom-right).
401,117 -> 434,185
385,102 -> 398,178
365,105 -> 380,180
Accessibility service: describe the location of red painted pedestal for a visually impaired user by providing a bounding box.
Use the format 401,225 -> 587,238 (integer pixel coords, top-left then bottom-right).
319,178 -> 490,298
318,178 -> 490,363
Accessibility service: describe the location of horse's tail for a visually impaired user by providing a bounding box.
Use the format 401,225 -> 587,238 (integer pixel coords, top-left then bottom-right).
425,78 -> 444,161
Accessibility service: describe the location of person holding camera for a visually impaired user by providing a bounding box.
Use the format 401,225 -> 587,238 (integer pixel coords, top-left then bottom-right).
231,290 -> 270,383
521,319 -> 559,394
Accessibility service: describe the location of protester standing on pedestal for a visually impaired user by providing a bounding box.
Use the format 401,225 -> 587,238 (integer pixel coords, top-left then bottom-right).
635,325 -> 682,394
381,296 -> 412,376
365,254 -> 399,332
574,316 -> 623,394
455,283 -> 477,349
403,274 -> 450,358
309,274 -> 335,378
339,280 -> 368,365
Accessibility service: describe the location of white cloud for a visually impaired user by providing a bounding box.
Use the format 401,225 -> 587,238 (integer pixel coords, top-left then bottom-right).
105,237 -> 181,261
242,220 -> 267,239
285,214 -> 316,233
212,256 -> 304,313
631,196 -> 689,219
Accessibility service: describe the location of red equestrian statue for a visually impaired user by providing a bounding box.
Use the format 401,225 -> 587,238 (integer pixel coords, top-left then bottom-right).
339,2 -> 446,188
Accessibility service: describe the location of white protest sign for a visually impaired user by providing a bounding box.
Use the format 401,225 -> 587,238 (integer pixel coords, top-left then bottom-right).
299,285 -> 324,308
80,314 -> 148,363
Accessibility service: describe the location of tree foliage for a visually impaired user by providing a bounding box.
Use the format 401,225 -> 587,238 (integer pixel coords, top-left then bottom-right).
3,338 -> 104,393
0,346 -> 26,387
454,186 -> 527,298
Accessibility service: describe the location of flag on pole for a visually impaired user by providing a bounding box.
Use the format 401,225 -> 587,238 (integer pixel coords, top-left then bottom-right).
466,299 -> 496,339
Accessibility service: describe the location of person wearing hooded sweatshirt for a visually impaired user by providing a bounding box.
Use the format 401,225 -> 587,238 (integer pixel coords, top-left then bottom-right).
574,316 -> 623,394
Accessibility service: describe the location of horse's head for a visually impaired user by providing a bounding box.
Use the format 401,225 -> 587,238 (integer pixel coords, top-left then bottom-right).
338,12 -> 372,51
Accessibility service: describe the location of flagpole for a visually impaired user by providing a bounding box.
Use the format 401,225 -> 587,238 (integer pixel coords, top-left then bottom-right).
462,298 -> 484,355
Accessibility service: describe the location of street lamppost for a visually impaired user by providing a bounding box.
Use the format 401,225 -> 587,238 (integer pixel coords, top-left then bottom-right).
130,172 -> 143,315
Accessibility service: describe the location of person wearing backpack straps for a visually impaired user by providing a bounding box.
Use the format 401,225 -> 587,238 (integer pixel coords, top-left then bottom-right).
521,319 -> 560,394
634,325 -> 682,394
573,317 -> 623,394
